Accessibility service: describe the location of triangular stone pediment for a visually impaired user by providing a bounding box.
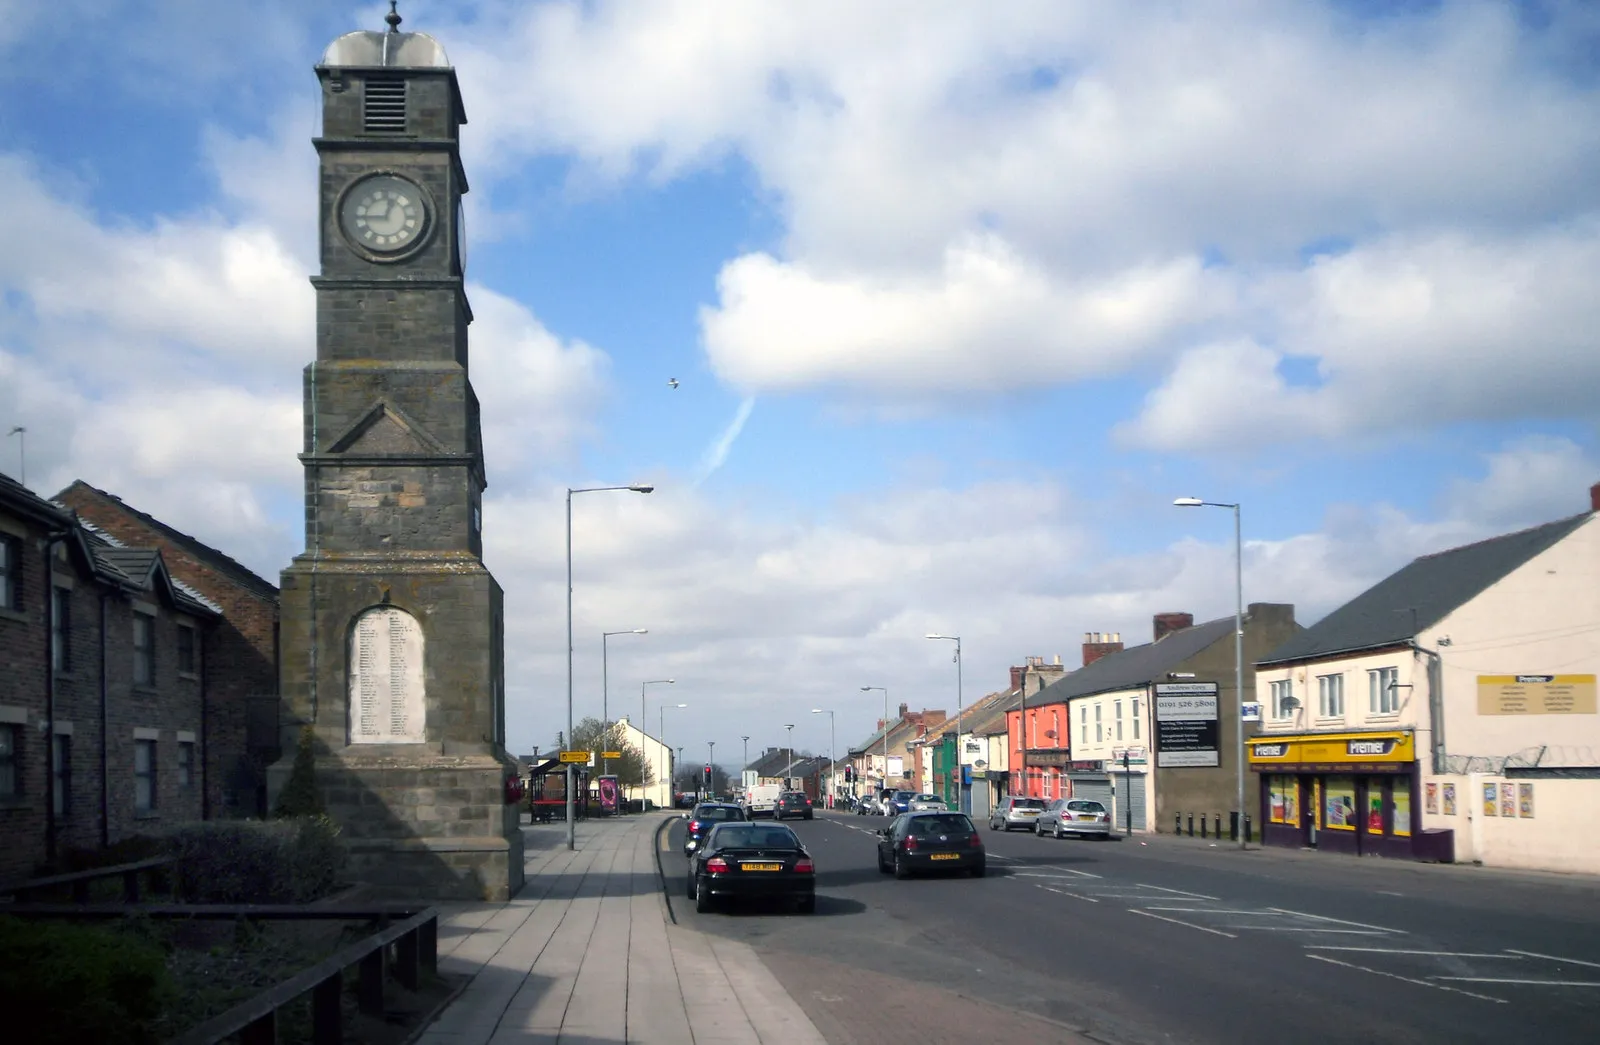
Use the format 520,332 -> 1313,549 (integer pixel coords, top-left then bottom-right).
327,401 -> 451,456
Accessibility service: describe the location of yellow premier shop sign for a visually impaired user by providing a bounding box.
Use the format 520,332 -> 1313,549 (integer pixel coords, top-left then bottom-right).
1247,731 -> 1415,768
559,750 -> 590,764
1477,675 -> 1598,716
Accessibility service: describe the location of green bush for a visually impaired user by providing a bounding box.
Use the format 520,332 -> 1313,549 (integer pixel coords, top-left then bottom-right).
0,915 -> 174,1044
170,817 -> 346,904
274,726 -> 325,818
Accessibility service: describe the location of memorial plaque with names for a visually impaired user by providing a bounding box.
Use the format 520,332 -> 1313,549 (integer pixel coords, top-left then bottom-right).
348,607 -> 426,743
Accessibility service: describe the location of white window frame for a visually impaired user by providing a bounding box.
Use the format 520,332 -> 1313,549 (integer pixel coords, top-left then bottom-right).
1094,703 -> 1103,743
1132,699 -> 1141,740
133,612 -> 156,686
1317,673 -> 1345,719
1271,679 -> 1295,719
1369,667 -> 1400,715
1115,699 -> 1124,741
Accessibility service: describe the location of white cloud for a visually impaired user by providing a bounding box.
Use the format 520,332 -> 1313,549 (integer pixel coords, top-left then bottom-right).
694,397 -> 755,486
1440,435 -> 1598,531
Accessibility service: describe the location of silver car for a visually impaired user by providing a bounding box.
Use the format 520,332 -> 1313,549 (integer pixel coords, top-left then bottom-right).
1035,798 -> 1112,839
988,795 -> 1047,831
907,793 -> 947,812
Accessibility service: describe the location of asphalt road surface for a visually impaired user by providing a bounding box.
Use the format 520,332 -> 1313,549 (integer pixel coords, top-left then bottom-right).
662,810 -> 1600,1045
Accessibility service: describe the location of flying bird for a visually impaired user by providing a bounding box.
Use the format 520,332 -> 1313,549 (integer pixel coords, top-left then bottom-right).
667,378 -> 679,389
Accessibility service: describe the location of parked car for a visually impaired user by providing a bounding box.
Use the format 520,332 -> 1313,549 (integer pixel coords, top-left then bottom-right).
774,791 -> 814,820
908,793 -> 946,811
876,811 -> 985,879
855,793 -> 880,815
988,795 -> 1047,831
1035,798 -> 1113,839
886,790 -> 916,816
688,821 -> 816,914
683,802 -> 747,855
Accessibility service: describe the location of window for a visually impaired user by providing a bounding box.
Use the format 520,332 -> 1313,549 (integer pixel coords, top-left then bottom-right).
1051,710 -> 1060,747
0,534 -> 19,610
177,741 -> 195,789
135,739 -> 157,812
1115,699 -> 1124,741
1317,673 -> 1344,718
0,724 -> 18,798
133,613 -> 155,686
1094,704 -> 1103,743
1369,667 -> 1400,714
1270,679 -> 1295,719
52,734 -> 70,816
1080,705 -> 1087,740
51,587 -> 71,672
1132,699 -> 1141,740
177,625 -> 196,675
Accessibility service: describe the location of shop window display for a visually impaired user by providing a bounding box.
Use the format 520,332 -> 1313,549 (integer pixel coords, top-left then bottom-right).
1267,776 -> 1299,825
1324,776 -> 1356,829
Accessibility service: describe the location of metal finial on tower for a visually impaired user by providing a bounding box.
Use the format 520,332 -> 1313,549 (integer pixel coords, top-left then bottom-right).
385,1 -> 402,33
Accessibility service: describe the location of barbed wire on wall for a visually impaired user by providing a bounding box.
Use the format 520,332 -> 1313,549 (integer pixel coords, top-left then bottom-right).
1441,745 -> 1600,775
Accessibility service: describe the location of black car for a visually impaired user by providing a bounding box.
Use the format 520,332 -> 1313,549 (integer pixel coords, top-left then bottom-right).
688,822 -> 816,913
774,791 -> 813,820
877,811 -> 986,879
683,803 -> 746,856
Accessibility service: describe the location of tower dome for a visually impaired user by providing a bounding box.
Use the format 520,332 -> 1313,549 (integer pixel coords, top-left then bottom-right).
320,2 -> 449,69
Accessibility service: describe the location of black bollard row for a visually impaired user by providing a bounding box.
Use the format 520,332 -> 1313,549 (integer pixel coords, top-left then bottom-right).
1245,813 -> 1253,843
1214,813 -> 1222,838
1187,813 -> 1195,837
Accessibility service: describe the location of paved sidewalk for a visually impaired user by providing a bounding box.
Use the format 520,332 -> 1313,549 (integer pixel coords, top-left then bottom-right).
416,813 -> 829,1045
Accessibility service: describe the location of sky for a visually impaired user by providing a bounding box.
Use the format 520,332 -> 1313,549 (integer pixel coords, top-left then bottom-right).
2,1 -> 1598,772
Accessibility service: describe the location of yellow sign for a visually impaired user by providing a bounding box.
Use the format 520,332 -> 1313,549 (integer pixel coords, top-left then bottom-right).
601,751 -> 623,759
1477,675 -> 1597,716
1248,730 -> 1415,767
559,750 -> 590,764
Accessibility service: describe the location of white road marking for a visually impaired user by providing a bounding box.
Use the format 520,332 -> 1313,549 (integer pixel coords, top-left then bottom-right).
1305,954 -> 1506,1003
1433,977 -> 1600,987
1138,884 -> 1221,900
1037,885 -> 1100,903
1306,948 -> 1524,959
1144,907 -> 1278,914
1129,908 -> 1237,938
1504,949 -> 1600,970
1265,907 -> 1403,934
1233,927 -> 1393,935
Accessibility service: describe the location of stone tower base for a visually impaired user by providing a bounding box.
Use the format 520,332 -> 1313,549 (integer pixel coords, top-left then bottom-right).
270,753 -> 525,902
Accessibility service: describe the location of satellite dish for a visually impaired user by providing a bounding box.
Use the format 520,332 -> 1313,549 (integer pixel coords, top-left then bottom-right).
1044,729 -> 1057,739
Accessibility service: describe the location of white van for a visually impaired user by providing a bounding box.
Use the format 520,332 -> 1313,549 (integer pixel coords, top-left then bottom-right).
743,782 -> 783,818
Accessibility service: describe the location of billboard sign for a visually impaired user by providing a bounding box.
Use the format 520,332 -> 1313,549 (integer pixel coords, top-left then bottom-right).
598,775 -> 619,813
1155,683 -> 1220,768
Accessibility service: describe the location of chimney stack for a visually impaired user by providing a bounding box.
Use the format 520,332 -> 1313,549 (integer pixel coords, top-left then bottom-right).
898,702 -> 909,718
1082,630 -> 1125,667
1153,612 -> 1194,641
1591,481 -> 1600,513
1010,665 -> 1025,691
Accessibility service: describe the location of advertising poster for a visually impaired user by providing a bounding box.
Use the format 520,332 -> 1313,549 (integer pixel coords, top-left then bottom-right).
1324,777 -> 1356,829
1518,782 -> 1535,818
1393,779 -> 1411,837
1366,778 -> 1385,833
598,775 -> 619,814
1154,683 -> 1221,767
1482,783 -> 1498,816
1500,782 -> 1516,818
1268,777 -> 1298,825
1443,783 -> 1456,816
1425,782 -> 1438,814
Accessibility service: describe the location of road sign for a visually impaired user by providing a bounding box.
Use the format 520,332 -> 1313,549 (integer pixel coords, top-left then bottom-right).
559,750 -> 589,763
601,751 -> 623,759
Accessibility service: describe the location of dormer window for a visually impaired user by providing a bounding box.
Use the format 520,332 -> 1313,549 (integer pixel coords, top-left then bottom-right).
364,77 -> 407,133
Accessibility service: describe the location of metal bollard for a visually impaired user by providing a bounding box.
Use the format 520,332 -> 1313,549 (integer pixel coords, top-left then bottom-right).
1214,814 -> 1222,838
1245,814 -> 1253,843
1230,810 -> 1239,841
1175,813 -> 1182,835
1187,813 -> 1194,837
1201,814 -> 1208,839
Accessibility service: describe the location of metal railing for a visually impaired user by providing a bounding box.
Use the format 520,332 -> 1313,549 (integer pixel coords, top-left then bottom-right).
0,856 -> 175,903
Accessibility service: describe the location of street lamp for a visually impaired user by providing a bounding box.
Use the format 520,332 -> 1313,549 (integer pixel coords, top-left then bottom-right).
784,723 -> 795,790
862,686 -> 888,796
926,634 -> 963,810
602,628 -> 647,776
566,482 -> 654,850
642,678 -> 675,734
707,740 -> 716,799
812,709 -> 835,809
1175,495 -> 1246,850
661,703 -> 687,793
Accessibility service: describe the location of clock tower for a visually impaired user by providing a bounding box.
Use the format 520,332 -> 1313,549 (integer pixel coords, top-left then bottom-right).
270,6 -> 523,901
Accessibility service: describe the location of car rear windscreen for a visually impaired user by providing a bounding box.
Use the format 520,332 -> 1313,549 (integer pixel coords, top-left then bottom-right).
711,825 -> 800,848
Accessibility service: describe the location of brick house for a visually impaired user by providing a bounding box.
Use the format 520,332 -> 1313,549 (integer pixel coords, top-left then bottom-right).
0,472 -> 222,882
55,481 -> 281,817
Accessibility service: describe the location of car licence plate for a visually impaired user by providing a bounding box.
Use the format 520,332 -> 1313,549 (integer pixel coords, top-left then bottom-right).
742,863 -> 782,871
929,853 -> 960,861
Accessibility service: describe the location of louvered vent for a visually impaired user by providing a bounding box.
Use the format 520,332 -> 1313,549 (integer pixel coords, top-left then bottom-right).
363,78 -> 407,133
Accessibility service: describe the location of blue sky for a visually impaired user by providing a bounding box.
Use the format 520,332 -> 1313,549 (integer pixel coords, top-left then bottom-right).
2,1 -> 1598,768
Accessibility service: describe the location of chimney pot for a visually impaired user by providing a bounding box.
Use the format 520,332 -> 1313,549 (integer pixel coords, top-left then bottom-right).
1153,612 -> 1195,641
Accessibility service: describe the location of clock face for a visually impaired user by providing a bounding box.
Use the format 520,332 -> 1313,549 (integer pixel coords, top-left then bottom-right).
339,174 -> 431,257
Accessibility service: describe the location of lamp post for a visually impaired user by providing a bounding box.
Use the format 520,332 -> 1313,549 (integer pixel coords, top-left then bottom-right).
661,703 -> 686,796
602,629 -> 647,776
784,723 -> 795,790
812,708 -> 835,809
1174,496 -> 1247,850
567,483 -> 654,850
5,426 -> 23,485
642,678 -> 675,736
861,686 -> 888,797
926,634 -> 962,810
707,740 -> 716,799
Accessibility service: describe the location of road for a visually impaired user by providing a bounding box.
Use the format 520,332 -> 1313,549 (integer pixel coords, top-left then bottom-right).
661,810 -> 1600,1045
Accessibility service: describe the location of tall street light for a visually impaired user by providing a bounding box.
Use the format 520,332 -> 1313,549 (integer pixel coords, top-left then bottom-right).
707,740 -> 716,799
862,686 -> 888,796
740,735 -> 750,792
567,482 -> 654,850
642,678 -> 675,734
602,628 -> 647,777
926,634 -> 962,810
784,723 -> 795,790
662,703 -> 687,793
812,708 -> 835,809
1175,496 -> 1247,851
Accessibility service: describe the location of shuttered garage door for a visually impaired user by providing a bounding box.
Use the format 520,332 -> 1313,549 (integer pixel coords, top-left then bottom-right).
1111,772 -> 1148,832
1070,775 -> 1113,813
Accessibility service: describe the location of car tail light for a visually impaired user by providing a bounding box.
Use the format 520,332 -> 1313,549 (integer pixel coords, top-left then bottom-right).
794,858 -> 815,874
706,857 -> 730,872
969,834 -> 983,848
903,835 -> 918,851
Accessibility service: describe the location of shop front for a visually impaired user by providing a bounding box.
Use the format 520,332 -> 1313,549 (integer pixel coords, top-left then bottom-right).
1248,731 -> 1452,861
